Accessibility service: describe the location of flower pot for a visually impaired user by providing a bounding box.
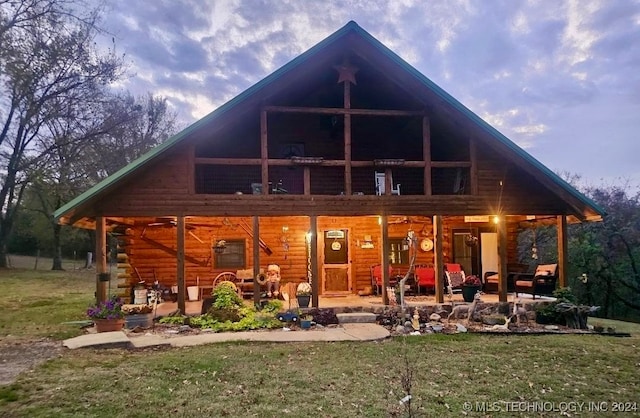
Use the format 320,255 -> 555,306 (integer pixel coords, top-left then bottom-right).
94,318 -> 125,332
461,285 -> 481,302
300,319 -> 312,329
125,313 -> 154,329
297,295 -> 311,308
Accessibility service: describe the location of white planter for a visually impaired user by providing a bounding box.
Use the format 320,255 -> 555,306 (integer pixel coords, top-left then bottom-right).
187,286 -> 199,301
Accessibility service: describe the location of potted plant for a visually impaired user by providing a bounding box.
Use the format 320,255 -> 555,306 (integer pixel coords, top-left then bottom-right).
86,295 -> 125,332
214,240 -> 227,254
122,303 -> 154,329
296,282 -> 312,308
300,314 -> 313,329
461,275 -> 482,303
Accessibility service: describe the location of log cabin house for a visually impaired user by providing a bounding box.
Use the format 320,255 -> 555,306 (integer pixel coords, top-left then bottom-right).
54,21 -> 604,312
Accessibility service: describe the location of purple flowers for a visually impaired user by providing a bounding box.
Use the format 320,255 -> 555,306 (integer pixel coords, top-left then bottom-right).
86,295 -> 125,319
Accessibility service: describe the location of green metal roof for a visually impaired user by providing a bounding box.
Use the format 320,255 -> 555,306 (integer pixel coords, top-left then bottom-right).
54,20 -> 605,222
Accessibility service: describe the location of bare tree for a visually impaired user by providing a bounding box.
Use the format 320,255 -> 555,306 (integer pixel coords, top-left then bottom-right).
0,0 -> 123,267
28,91 -> 176,269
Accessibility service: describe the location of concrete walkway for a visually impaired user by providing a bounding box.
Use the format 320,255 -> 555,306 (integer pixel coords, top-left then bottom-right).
63,323 -> 390,350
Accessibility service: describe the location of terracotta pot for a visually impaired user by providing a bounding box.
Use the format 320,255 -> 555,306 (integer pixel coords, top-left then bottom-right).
93,318 -> 125,332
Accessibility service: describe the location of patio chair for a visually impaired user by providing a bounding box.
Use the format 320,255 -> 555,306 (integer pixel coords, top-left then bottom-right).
514,263 -> 558,299
374,172 -> 400,195
444,263 -> 465,295
414,265 -> 436,295
370,264 -> 395,295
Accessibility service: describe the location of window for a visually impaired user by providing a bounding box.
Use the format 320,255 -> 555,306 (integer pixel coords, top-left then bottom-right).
214,239 -> 246,269
388,238 -> 409,265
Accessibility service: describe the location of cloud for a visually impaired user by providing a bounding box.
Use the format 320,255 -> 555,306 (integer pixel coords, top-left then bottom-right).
94,0 -> 640,188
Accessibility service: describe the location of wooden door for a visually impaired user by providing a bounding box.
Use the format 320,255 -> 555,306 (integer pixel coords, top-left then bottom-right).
320,229 -> 351,294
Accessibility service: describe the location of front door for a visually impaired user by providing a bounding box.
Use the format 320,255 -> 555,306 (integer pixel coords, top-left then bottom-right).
320,229 -> 351,295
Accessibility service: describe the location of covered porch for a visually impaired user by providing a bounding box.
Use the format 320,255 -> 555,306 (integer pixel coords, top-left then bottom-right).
153,292 -> 554,317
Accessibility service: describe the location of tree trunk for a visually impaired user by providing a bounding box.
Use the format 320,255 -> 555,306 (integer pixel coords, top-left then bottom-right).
0,216 -> 13,268
51,222 -> 64,270
603,276 -> 612,318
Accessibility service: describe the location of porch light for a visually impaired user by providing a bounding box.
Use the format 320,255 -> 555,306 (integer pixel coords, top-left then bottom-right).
492,215 -> 500,224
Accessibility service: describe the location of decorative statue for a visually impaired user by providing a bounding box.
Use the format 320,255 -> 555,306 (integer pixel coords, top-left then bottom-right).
266,264 -> 281,298
448,291 -> 481,321
511,298 -> 529,326
411,308 -> 420,330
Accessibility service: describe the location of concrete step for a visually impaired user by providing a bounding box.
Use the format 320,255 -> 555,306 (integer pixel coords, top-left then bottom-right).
336,312 -> 377,324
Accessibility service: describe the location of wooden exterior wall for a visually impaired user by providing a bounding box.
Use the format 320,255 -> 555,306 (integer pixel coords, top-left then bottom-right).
118,214 -> 527,297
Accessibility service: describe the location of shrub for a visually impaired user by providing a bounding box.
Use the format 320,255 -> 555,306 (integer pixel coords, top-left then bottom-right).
535,287 -> 576,325
212,282 -> 243,309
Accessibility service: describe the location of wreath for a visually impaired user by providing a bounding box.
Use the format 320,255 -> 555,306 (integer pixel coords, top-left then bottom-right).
256,272 -> 267,285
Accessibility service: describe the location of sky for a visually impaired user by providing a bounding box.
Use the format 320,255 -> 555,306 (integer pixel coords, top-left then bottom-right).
99,0 -> 640,191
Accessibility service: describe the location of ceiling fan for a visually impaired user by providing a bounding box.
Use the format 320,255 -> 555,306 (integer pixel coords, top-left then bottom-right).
141,218 -> 205,243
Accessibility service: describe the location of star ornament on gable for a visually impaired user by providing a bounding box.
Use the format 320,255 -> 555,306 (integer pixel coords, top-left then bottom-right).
333,63 -> 359,85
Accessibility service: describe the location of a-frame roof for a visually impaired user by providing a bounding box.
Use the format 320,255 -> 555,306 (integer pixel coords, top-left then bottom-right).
54,20 -> 605,223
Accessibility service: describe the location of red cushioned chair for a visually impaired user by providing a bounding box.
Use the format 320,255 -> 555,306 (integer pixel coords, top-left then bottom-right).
370,264 -> 395,295
414,265 -> 436,295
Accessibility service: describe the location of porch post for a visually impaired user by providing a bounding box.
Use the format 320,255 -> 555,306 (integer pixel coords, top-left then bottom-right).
557,215 -> 568,288
433,215 -> 444,304
95,216 -> 108,304
497,217 -> 508,302
176,216 -> 186,314
381,215 -> 390,305
310,215 -> 319,308
253,216 -> 261,304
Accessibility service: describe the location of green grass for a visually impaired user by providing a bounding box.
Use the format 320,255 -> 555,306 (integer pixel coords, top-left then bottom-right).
1,260 -> 639,417
0,260 -> 97,340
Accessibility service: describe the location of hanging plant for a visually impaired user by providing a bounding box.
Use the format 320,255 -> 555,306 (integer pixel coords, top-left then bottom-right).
465,234 -> 478,247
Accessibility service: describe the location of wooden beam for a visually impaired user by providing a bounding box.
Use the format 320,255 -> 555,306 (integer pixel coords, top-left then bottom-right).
194,157 -> 427,168
385,168 -> 392,196
344,82 -> 352,196
381,215 -> 390,305
176,216 -> 186,314
423,116 -> 432,196
187,144 -> 195,195
557,215 -> 568,288
433,215 -> 444,303
310,215 -> 319,308
253,216 -> 261,304
95,216 -> 108,304
263,105 -> 425,117
303,167 -> 311,195
497,217 -> 508,302
138,236 -> 208,266
260,109 -> 268,195
469,136 -> 478,195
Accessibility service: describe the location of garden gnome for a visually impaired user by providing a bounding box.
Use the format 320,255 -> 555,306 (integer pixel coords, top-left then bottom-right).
266,264 -> 281,298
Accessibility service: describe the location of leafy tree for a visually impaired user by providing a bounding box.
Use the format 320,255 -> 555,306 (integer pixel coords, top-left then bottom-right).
518,180 -> 640,321
568,184 -> 640,320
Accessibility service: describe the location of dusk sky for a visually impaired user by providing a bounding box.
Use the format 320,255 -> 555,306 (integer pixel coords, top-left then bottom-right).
100,0 -> 640,190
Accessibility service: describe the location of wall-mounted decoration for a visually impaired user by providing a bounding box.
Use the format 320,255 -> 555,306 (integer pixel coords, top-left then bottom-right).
419,238 -> 433,252
361,234 -> 374,249
464,215 -> 489,223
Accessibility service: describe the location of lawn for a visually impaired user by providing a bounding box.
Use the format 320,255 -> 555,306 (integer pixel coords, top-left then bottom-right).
1,260 -> 639,417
